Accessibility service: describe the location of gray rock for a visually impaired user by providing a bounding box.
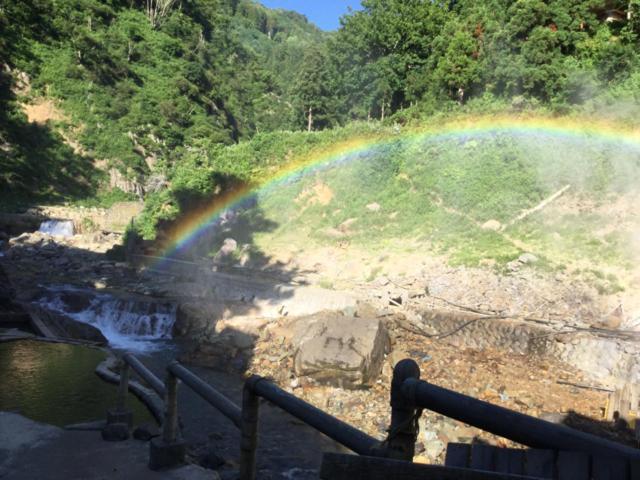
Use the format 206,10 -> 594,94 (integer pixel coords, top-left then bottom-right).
481,219 -> 501,231
213,238 -> 237,264
506,261 -> 520,272
518,253 -> 538,264
133,423 -> 160,441
539,412 -> 569,424
424,438 -> 445,460
173,301 -> 223,337
292,312 -> 390,388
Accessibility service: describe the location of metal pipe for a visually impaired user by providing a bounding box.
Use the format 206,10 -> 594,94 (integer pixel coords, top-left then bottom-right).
123,353 -> 165,397
168,362 -> 242,428
239,377 -> 260,480
402,377 -> 640,461
247,375 -> 379,455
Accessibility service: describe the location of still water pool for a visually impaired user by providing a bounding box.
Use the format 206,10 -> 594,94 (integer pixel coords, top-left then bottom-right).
0,340 -> 155,426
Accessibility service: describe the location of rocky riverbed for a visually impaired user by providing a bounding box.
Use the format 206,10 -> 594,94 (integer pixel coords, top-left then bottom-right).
1,224 -> 639,470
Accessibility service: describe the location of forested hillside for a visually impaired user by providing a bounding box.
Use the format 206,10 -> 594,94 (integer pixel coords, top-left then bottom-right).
1,0 -> 640,228
320,0 -> 640,125
0,0 -> 323,205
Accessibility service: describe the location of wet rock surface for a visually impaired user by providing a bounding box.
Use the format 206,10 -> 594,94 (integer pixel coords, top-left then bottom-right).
27,303 -> 107,344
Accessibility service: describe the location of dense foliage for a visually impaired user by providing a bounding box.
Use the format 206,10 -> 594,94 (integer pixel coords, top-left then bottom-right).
322,0 -> 640,123
2,0 -> 639,232
0,0 -> 323,205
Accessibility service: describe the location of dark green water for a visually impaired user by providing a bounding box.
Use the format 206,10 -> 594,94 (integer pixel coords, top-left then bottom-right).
0,340 -> 155,426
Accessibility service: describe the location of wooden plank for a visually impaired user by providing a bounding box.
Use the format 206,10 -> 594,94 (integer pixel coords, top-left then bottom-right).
632,387 -> 639,411
27,310 -> 56,338
557,451 -> 589,480
592,455 -> 629,480
495,448 -> 525,475
445,443 -> 471,468
471,444 -> 497,471
607,390 -> 622,421
524,449 -> 554,479
319,453 -> 544,480
621,384 -> 632,422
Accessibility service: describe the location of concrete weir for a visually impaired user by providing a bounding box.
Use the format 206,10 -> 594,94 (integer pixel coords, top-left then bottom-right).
418,309 -> 640,388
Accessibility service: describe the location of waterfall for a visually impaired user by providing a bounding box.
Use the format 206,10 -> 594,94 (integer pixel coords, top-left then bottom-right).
37,287 -> 176,351
38,220 -> 75,237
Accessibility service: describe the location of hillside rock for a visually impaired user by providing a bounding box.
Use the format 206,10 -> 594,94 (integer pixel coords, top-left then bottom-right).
518,253 -> 538,264
292,312 -> 390,388
481,219 -> 501,231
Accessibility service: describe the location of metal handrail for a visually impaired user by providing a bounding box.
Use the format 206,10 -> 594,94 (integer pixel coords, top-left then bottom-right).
246,375 -> 379,454
168,362 -> 242,428
238,375 -> 380,480
111,355 -> 640,479
401,375 -> 640,461
122,352 -> 165,397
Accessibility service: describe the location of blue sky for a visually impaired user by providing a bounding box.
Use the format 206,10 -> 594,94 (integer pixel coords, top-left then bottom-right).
259,1 -> 362,31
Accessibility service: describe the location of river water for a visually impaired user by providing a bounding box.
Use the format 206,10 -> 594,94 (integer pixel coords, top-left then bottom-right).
36,286 -> 176,352
0,340 -> 155,427
32,286 -> 346,478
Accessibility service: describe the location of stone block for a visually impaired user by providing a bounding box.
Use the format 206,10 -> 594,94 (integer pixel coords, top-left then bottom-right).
107,408 -> 133,428
133,423 -> 160,441
293,312 -> 389,388
101,422 -> 130,441
149,437 -> 186,470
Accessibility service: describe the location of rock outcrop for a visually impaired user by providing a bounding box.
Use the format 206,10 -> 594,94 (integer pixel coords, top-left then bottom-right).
173,301 -> 224,338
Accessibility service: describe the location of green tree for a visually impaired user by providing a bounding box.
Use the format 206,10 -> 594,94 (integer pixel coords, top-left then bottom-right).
294,46 -> 335,131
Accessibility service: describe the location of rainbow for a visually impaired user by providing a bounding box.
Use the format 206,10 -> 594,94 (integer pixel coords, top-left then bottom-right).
152,114 -> 640,267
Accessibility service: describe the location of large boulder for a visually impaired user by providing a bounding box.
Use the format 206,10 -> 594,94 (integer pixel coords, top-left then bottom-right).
173,301 -> 224,337
292,312 -> 390,388
27,304 -> 107,344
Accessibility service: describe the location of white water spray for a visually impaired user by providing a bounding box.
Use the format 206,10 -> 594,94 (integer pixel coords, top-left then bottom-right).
38,287 -> 176,351
38,220 -> 75,237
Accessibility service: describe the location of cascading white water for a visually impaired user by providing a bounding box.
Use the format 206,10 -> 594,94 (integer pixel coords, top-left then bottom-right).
37,287 -> 176,351
38,220 -> 75,237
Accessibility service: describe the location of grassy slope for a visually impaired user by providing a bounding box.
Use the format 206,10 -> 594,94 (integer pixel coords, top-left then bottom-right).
189,114 -> 640,291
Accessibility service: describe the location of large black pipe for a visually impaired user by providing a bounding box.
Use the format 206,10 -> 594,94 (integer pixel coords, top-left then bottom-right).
123,353 -> 166,398
168,362 -> 242,428
247,376 -> 379,455
402,377 -> 640,461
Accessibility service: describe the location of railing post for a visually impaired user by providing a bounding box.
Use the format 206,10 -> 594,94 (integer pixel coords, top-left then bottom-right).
385,358 -> 421,461
239,375 -> 261,480
103,359 -> 133,441
149,365 -> 186,470
162,371 -> 179,443
117,362 -> 130,412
